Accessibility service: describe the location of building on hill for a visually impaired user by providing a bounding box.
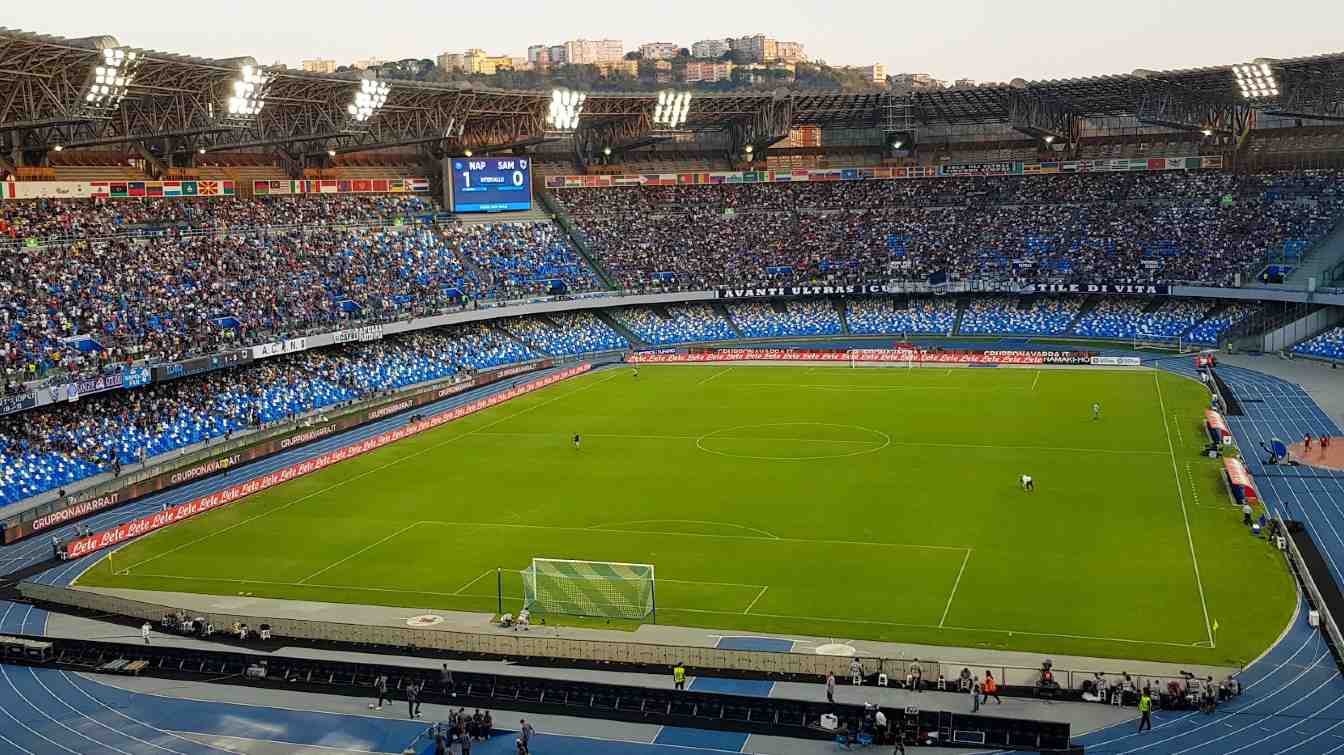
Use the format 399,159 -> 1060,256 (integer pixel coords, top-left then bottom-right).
548,45 -> 568,65
775,41 -> 806,63
680,61 -> 733,83
301,59 -> 336,74
639,42 -> 681,60
527,45 -> 550,67
350,57 -> 385,71
692,39 -> 730,59
564,39 -> 625,65
889,72 -> 945,92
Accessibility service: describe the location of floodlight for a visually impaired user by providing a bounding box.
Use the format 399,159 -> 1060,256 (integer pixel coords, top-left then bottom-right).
603,146 -> 612,156
546,88 -> 587,131
1043,135 -> 1055,144
1201,128 -> 1213,137
225,64 -> 271,119
82,46 -> 140,113
349,75 -> 391,122
744,144 -> 753,153
463,149 -> 473,157
653,90 -> 692,129
198,147 -> 206,154
327,149 -> 336,157
52,144 -> 63,152
1233,61 -> 1277,99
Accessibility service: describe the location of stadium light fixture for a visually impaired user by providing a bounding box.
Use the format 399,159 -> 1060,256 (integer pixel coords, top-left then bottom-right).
463,149 -> 473,157
1234,62 -> 1278,99
348,75 -> 391,123
653,90 -> 692,129
82,46 -> 140,114
327,149 -> 336,157
892,140 -> 904,150
52,144 -> 63,152
226,64 -> 271,120
1201,128 -> 1214,137
1043,135 -> 1055,144
603,146 -> 612,156
745,144 -> 754,154
546,88 -> 587,131
197,147 -> 206,154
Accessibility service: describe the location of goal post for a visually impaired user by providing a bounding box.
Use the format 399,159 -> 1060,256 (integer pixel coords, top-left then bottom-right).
522,558 -> 657,621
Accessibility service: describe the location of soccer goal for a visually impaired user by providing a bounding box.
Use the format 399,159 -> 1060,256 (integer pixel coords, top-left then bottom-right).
1133,331 -> 1184,353
522,558 -> 656,620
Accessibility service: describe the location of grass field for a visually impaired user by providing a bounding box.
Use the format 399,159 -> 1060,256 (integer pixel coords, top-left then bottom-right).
78,363 -> 1295,666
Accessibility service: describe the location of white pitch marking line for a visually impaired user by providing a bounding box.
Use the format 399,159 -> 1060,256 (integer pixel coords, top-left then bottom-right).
743,586 -> 769,615
1031,370 -> 1041,391
1173,412 -> 1186,446
298,521 -> 421,584
117,369 -> 621,573
452,568 -> 496,596
940,549 -> 972,627
1155,372 -> 1215,648
697,366 -> 732,387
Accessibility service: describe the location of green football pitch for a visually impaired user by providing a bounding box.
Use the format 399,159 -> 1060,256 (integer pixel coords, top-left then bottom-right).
78,363 -> 1295,666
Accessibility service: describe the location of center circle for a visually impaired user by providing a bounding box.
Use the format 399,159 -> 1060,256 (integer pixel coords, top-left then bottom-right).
696,422 -> 891,461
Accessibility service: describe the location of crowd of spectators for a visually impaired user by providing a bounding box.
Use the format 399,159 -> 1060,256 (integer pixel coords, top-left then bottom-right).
0,321 -> 538,506
1072,299 -> 1153,340
1292,326 -> 1344,362
1,204 -> 601,391
556,170 -> 1344,291
845,297 -> 955,335
501,312 -> 628,356
0,195 -> 435,244
611,304 -> 734,345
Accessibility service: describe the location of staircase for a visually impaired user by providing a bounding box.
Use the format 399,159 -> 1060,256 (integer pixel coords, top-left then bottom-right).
950,298 -> 968,336
1064,297 -> 1101,336
1285,219 -> 1344,289
714,302 -> 744,338
536,187 -> 619,290
595,309 -> 644,347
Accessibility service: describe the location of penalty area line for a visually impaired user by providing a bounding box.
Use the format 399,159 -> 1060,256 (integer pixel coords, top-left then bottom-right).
743,586 -> 769,615
939,549 -> 972,627
1155,373 -> 1215,648
697,366 -> 732,387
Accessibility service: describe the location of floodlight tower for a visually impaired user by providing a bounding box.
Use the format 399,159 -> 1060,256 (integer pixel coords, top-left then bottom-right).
348,72 -> 392,126
652,90 -> 692,130
546,88 -> 587,132
1233,61 -> 1279,100
221,64 -> 272,124
79,45 -> 141,117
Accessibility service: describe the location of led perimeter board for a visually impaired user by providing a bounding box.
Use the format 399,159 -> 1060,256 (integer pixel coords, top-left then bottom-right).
449,157 -> 532,213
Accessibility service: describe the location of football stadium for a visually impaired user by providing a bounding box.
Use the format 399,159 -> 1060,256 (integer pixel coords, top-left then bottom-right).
2,9 -> 1344,755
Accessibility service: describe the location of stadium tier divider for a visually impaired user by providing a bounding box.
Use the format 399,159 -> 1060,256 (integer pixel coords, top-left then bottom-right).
19,580 -> 1203,691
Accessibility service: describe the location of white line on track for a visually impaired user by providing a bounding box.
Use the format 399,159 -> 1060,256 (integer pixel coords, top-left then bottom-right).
1155,372 -> 1215,648
743,586 -> 769,615
297,521 -> 422,584
939,549 -> 972,627
116,369 -> 622,574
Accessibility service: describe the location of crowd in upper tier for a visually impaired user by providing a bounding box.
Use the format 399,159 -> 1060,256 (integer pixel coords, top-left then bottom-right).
557,170 -> 1344,291
0,206 -> 602,390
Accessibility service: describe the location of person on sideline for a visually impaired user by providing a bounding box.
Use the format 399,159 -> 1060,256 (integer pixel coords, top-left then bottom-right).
1138,690 -> 1153,732
370,673 -> 388,710
982,671 -> 1002,704
673,662 -> 687,691
826,671 -> 836,703
141,621 -> 152,645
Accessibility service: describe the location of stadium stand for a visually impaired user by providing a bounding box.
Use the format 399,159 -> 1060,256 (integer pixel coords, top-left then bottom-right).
0,323 -> 539,506
451,221 -> 602,298
844,297 -> 956,336
726,301 -> 843,338
610,304 -> 735,345
501,311 -> 629,356
1292,325 -> 1344,361
555,170 -> 1344,289
1071,299 -> 1153,339
1185,302 -> 1261,346
957,296 -> 1082,335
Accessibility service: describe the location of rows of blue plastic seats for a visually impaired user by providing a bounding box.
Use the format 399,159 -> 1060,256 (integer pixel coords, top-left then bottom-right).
728,301 -> 842,338
0,326 -> 536,506
454,223 -> 600,296
1072,299 -> 1152,339
612,304 -> 733,345
1185,302 -> 1257,346
958,297 -> 1081,335
1293,325 -> 1344,361
845,297 -> 955,335
503,312 -> 629,355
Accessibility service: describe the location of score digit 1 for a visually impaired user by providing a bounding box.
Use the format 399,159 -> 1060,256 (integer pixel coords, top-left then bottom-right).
461,171 -> 470,187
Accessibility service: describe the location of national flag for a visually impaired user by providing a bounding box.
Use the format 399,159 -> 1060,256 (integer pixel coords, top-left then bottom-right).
162,181 -> 182,197
145,183 -> 164,197
110,182 -> 128,198
181,181 -> 198,196
408,178 -> 428,192
252,181 -> 270,196
198,181 -> 219,196
221,180 -> 235,195
352,179 -> 371,193
372,179 -> 389,192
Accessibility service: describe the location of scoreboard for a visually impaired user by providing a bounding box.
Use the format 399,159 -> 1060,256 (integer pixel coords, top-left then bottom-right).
449,157 -> 532,213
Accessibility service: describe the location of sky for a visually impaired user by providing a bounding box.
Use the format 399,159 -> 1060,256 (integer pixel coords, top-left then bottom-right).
8,0 -> 1342,82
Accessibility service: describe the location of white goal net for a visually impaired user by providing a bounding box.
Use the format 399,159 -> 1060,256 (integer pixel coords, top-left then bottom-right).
522,558 -> 656,620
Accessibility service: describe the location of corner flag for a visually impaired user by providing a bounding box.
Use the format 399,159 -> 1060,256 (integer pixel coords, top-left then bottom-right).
1213,619 -> 1220,633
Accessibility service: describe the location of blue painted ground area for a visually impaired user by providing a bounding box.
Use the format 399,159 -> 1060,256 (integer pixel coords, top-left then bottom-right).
687,677 -> 775,697
652,726 -> 749,752
715,636 -> 795,653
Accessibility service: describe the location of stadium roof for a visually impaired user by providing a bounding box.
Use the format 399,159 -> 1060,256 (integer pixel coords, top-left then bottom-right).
2,27 -> 1342,159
